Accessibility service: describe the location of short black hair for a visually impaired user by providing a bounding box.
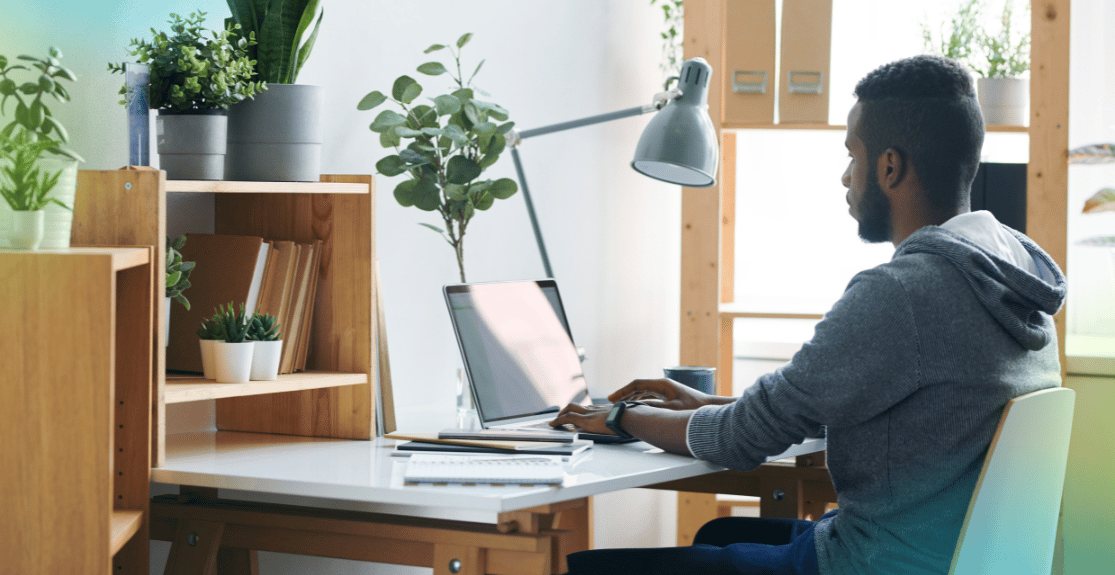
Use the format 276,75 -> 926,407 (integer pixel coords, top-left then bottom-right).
853,55 -> 984,215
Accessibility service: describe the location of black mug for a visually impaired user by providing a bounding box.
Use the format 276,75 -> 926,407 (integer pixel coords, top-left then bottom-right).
663,366 -> 717,395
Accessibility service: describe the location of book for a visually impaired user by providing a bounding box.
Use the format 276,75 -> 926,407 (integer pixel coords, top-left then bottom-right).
393,441 -> 591,459
282,241 -> 316,374
403,454 -> 566,485
167,233 -> 267,373
294,240 -> 323,371
255,240 -> 296,369
438,428 -> 579,443
387,433 -> 592,456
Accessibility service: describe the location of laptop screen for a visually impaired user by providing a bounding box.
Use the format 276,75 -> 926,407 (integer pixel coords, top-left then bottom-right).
444,280 -> 590,424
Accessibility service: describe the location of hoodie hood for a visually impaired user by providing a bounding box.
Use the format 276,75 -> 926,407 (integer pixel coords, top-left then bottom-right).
895,221 -> 1067,351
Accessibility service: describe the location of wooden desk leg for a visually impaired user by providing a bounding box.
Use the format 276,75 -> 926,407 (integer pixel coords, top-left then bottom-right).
497,497 -> 589,574
164,519 -> 225,575
217,548 -> 259,575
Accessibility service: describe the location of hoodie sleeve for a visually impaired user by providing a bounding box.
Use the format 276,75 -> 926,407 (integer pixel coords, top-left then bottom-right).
687,266 -> 921,470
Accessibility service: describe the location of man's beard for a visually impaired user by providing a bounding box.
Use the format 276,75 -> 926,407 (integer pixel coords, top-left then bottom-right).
857,175 -> 892,243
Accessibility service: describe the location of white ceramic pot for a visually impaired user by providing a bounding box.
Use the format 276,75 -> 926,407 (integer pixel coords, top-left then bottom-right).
0,156 -> 78,249
212,340 -> 254,383
199,339 -> 221,380
250,340 -> 284,381
5,209 -> 45,250
977,77 -> 1029,127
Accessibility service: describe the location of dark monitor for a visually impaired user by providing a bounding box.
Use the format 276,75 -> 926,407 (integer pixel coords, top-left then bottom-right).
972,162 -> 1026,233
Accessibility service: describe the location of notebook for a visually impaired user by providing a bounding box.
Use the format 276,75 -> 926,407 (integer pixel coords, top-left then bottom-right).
443,280 -> 636,444
403,454 -> 565,485
387,432 -> 592,457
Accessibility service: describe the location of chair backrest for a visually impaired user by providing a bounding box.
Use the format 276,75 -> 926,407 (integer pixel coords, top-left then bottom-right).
949,387 -> 1075,575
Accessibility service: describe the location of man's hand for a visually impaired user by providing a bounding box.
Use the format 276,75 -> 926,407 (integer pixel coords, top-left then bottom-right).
549,403 -> 614,435
608,378 -> 731,411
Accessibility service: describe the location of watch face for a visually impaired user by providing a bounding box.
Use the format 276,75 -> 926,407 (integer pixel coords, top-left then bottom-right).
605,402 -> 632,439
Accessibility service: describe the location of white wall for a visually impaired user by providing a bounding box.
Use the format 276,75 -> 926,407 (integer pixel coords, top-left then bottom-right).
4,1 -> 684,572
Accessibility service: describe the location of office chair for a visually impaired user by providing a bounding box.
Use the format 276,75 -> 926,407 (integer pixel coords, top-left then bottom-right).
949,386 -> 1075,575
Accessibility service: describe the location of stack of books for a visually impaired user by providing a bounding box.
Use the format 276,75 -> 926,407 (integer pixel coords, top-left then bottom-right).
167,233 -> 323,375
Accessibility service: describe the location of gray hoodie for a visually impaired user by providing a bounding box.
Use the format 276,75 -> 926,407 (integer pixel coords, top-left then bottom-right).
687,212 -> 1066,575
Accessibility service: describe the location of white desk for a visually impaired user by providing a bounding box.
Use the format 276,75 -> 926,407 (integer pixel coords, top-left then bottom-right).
150,431 -> 826,574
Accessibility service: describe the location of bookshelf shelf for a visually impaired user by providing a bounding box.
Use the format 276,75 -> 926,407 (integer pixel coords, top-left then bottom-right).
2,248 -> 153,572
165,371 -> 370,403
109,510 -> 144,556
166,179 -> 371,195
72,170 -> 378,468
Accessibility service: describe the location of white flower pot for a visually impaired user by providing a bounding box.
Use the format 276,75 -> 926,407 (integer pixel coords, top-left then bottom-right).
250,340 -> 284,381
212,341 -> 254,383
977,77 -> 1029,127
199,339 -> 221,380
0,156 -> 78,249
5,210 -> 45,250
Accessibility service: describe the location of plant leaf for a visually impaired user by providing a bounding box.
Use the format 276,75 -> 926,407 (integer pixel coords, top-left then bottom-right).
375,154 -> 408,177
418,222 -> 445,234
424,43 -> 447,54
369,109 -> 407,133
392,75 -> 421,103
489,177 -> 518,200
432,94 -> 461,116
417,61 -> 448,76
456,32 -> 472,48
446,155 -> 481,185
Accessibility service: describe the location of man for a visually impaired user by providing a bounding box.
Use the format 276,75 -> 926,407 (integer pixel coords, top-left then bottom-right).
551,54 -> 1066,575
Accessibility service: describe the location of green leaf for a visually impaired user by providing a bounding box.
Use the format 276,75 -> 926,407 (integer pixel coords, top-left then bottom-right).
398,148 -> 429,165
393,178 -> 418,207
489,178 -> 518,200
420,127 -> 445,138
412,176 -> 441,211
375,154 -> 408,177
392,75 -> 422,103
418,222 -> 445,234
166,270 -> 182,287
468,59 -> 485,84
432,94 -> 461,116
369,109 -> 407,133
463,101 -> 480,125
407,104 -> 439,129
443,124 -> 469,146
423,43 -> 447,54
393,126 -> 424,138
357,90 -> 387,110
379,129 -> 401,148
417,61 -> 448,76
444,183 -> 467,200
475,191 -> 494,211
456,33 -> 472,48
172,235 -> 187,250
496,121 -> 515,134
446,156 -> 481,184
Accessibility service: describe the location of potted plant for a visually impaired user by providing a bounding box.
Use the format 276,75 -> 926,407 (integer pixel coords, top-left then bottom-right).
196,310 -> 227,380
247,312 -> 283,381
922,0 -> 1030,126
0,48 -> 83,249
166,235 -> 195,344
224,0 -> 324,182
357,33 -> 518,282
209,302 -> 254,383
109,11 -> 265,180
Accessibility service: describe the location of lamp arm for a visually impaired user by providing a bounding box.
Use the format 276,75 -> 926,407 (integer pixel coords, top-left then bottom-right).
507,88 -> 683,278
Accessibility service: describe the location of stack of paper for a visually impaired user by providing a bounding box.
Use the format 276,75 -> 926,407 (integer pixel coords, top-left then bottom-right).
403,454 -> 566,485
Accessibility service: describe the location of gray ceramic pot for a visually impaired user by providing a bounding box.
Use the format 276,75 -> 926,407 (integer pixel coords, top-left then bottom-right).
156,109 -> 228,180
225,84 -> 323,182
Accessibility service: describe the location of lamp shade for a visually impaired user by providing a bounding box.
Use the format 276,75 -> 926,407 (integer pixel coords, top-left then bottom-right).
631,58 -> 719,187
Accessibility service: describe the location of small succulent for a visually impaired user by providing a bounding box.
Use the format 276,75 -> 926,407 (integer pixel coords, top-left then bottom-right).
166,235 -> 194,310
197,309 -> 228,341
214,302 -> 251,343
247,312 -> 282,341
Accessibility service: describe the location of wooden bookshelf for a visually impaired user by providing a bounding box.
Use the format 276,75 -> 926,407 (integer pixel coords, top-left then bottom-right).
71,170 -> 378,466
1,247 -> 153,573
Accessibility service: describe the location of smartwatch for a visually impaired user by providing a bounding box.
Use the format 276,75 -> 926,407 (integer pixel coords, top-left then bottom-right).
605,401 -> 645,439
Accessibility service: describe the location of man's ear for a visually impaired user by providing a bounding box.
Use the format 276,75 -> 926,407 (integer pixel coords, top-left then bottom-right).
876,147 -> 907,191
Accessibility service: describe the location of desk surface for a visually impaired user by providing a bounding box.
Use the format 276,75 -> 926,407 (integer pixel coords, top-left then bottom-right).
152,431 -> 825,520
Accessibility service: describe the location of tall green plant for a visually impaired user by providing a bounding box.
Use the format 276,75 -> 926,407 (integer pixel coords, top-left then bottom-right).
922,0 -> 1030,78
226,0 -> 323,84
978,0 -> 1030,78
357,33 -> 518,283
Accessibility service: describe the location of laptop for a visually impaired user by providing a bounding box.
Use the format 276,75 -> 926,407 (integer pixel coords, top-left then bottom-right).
442,279 -> 637,444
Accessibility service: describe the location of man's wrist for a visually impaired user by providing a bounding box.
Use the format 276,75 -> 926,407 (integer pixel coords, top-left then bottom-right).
605,401 -> 646,439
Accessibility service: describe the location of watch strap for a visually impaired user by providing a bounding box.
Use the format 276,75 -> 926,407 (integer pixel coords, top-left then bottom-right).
605,401 -> 645,439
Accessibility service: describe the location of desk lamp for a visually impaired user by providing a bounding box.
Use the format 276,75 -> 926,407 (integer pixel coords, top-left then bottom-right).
507,57 -> 719,278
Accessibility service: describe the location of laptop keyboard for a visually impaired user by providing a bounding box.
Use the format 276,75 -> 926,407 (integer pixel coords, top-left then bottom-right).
520,421 -> 578,432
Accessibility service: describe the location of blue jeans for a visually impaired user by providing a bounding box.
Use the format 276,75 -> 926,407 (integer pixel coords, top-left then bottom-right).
565,510 -> 833,575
